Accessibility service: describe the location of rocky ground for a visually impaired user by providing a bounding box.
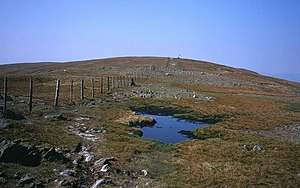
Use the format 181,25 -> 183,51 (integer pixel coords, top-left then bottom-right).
0,96 -> 162,187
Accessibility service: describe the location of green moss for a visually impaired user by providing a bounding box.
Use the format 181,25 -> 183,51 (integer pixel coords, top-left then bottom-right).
194,127 -> 225,140
0,119 -> 82,150
174,113 -> 225,124
287,103 -> 300,112
149,140 -> 177,152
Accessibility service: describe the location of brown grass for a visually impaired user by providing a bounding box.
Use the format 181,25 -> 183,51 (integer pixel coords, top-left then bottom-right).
169,95 -> 300,130
164,132 -> 300,187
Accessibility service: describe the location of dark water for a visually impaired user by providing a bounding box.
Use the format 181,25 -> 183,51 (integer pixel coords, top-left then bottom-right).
138,113 -> 209,144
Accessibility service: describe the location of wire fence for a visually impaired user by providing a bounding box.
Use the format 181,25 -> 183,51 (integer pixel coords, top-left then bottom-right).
0,75 -> 138,113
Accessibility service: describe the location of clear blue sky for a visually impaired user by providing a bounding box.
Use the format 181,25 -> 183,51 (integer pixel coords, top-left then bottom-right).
1,0 -> 300,81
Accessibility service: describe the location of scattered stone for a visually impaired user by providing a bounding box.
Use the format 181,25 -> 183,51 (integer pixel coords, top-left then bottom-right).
59,169 -> 76,177
29,181 -> 45,188
242,145 -> 249,151
0,177 -> 7,184
75,116 -> 91,121
141,170 -> 148,176
72,143 -> 82,153
100,164 -> 109,172
0,172 -> 5,178
21,147 -> 42,166
0,94 -> 13,101
44,114 -> 66,120
19,174 -> 35,186
42,147 -> 69,162
0,139 -> 34,165
129,128 -> 143,136
91,179 -> 105,188
59,180 -> 77,187
252,145 -> 262,152
77,132 -> 98,141
13,172 -> 21,179
0,139 -> 69,166
85,154 -> 95,162
79,149 -> 95,162
0,119 -> 9,129
206,96 -> 213,100
3,109 -> 25,120
94,157 -> 115,167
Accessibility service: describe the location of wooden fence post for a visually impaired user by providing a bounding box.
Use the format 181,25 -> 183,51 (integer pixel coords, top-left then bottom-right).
130,77 -> 136,86
81,79 -> 84,100
3,77 -> 7,113
123,76 -> 126,87
100,77 -> 103,94
54,79 -> 60,106
107,76 -> 110,92
91,78 -> 94,98
70,79 -> 73,102
111,77 -> 115,89
29,77 -> 33,111
117,77 -> 120,88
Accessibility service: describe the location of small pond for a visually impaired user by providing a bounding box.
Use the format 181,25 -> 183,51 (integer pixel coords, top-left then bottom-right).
137,113 -> 209,144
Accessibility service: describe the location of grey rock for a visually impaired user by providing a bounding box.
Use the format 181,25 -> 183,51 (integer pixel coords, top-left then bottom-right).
13,172 -> 21,179
44,114 -> 66,120
0,119 -> 9,129
29,181 -> 45,188
85,154 -> 94,162
0,139 -> 28,164
94,157 -> 115,166
91,179 -> 105,188
72,143 -> 82,153
0,139 -> 69,166
19,174 -> 35,185
3,109 -> 25,120
0,177 -> 7,184
42,147 -> 69,163
252,145 -> 262,152
242,145 -> 249,151
141,169 -> 148,176
100,164 -> 109,172
59,169 -> 76,177
0,94 -> 13,101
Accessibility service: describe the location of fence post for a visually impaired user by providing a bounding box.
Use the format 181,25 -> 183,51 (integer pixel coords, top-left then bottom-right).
100,77 -> 103,94
120,76 -> 123,87
91,78 -> 94,98
54,79 -> 60,106
29,77 -> 33,111
111,77 -> 115,89
123,76 -> 126,87
70,79 -> 73,102
107,76 -> 110,92
3,77 -> 7,113
130,77 -> 136,86
81,79 -> 84,100
117,76 -> 120,88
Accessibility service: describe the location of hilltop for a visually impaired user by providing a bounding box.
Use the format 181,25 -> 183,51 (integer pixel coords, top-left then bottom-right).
1,56 -> 299,95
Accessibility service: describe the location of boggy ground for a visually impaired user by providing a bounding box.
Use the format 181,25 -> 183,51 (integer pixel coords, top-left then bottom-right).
1,57 -> 300,187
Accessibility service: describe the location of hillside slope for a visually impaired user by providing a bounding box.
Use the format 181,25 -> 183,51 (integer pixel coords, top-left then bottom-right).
1,56 -> 299,97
